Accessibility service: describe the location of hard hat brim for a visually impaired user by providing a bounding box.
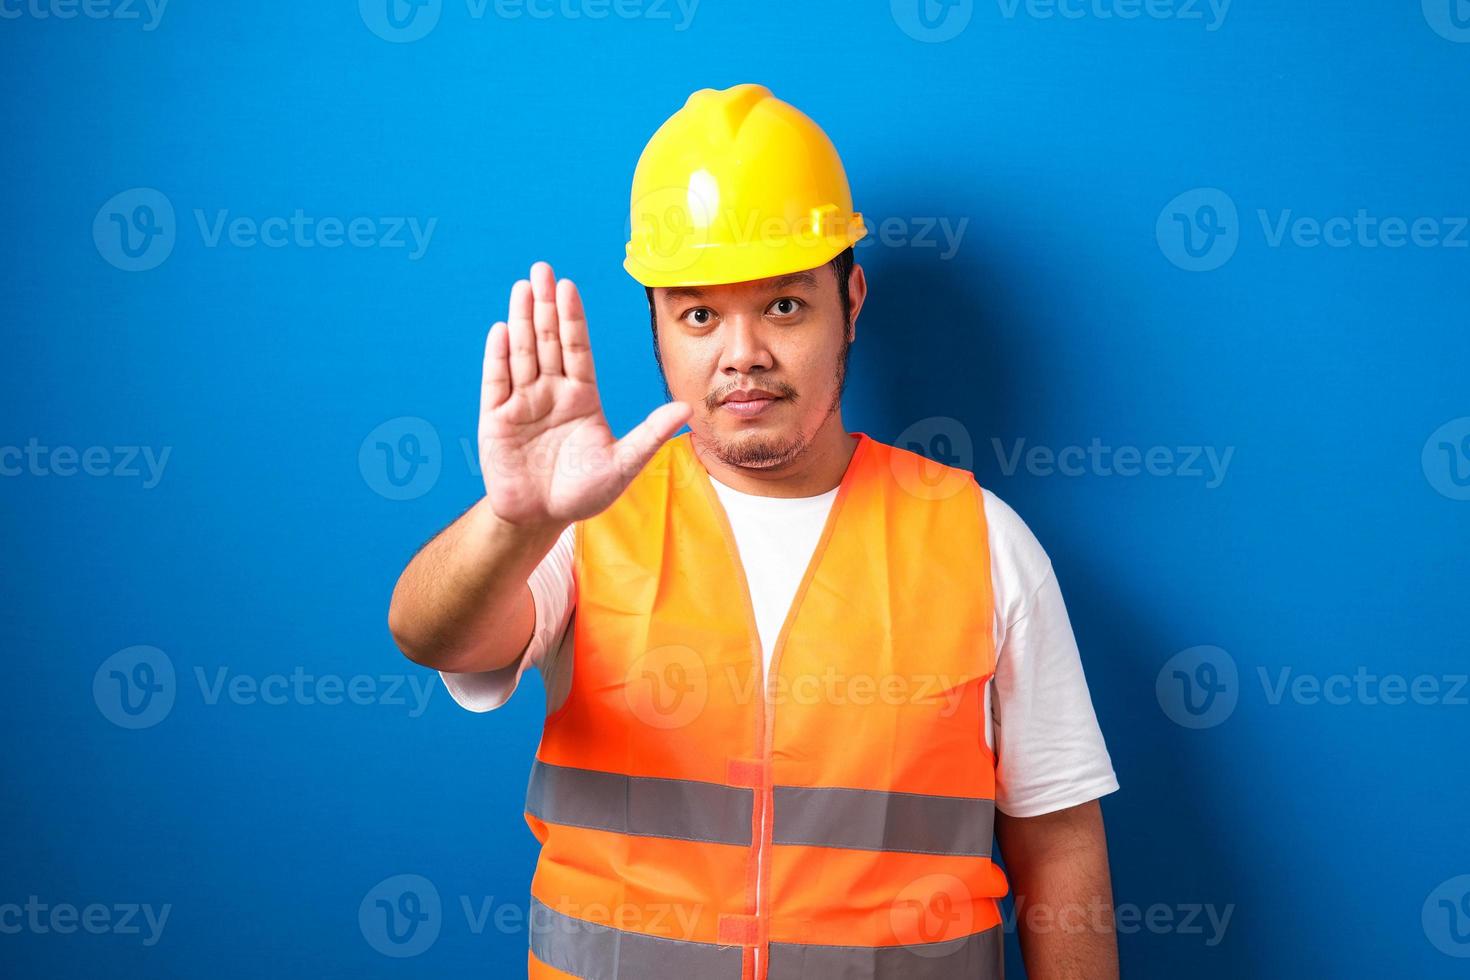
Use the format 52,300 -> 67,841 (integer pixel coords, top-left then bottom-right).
624,224 -> 867,289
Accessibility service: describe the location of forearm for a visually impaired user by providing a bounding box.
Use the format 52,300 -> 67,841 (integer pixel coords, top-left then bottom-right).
388,496 -> 565,673
995,801 -> 1119,980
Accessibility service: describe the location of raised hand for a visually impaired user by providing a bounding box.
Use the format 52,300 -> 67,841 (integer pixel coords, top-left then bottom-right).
478,261 -> 692,528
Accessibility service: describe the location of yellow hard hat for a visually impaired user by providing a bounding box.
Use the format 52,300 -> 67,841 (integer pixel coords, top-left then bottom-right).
623,83 -> 867,288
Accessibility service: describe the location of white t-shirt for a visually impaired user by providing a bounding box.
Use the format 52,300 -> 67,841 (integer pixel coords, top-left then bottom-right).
441,472 -> 1119,818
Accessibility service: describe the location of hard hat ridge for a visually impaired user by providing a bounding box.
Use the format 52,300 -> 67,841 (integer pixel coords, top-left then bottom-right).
624,83 -> 867,288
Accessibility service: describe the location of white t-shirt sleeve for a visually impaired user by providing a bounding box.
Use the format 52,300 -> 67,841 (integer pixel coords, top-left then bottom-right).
437,522 -> 576,713
983,489 -> 1120,818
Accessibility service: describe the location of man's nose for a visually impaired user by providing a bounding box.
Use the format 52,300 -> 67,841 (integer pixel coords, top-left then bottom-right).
719,316 -> 774,375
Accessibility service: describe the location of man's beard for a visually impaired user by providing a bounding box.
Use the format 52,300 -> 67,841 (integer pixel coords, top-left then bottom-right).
693,331 -> 852,471
711,427 -> 806,468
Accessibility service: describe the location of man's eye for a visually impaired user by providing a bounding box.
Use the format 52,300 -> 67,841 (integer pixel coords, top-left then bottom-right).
684,308 -> 716,327
768,297 -> 803,316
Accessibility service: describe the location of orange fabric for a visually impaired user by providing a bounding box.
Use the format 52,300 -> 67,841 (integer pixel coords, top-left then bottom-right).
528,948 -> 580,979
525,432 -> 1003,975
718,913 -> 760,945
526,824 -> 745,944
726,758 -> 763,787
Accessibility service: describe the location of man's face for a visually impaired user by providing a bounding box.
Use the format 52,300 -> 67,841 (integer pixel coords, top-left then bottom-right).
652,261 -> 865,470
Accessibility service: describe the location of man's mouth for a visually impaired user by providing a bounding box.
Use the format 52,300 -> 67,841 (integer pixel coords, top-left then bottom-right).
720,388 -> 782,418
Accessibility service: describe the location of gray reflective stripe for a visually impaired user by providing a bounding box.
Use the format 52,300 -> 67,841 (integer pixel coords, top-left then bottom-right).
525,761 -> 992,856
529,896 -> 742,980
769,925 -> 1004,980
773,785 -> 994,857
525,760 -> 753,846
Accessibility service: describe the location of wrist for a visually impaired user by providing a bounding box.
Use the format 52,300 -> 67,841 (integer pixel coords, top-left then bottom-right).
470,496 -> 567,556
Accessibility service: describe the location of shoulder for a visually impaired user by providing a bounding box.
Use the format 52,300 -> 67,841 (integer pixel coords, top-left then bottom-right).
978,487 -> 1056,626
868,434 -> 975,487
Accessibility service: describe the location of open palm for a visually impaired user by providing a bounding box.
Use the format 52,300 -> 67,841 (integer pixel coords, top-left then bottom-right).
478,261 -> 692,527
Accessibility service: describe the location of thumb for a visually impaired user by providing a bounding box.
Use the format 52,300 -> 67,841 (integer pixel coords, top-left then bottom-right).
611,401 -> 694,479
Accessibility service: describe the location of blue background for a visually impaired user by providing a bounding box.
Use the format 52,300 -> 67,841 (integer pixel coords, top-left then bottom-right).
3,1 -> 1468,976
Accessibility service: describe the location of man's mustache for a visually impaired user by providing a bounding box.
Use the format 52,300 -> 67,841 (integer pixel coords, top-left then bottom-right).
705,381 -> 799,411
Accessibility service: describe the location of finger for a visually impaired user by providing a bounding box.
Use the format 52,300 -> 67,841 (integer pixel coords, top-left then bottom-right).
612,401 -> 694,479
481,321 -> 510,411
557,278 -> 596,385
507,278 -> 537,388
530,261 -> 563,377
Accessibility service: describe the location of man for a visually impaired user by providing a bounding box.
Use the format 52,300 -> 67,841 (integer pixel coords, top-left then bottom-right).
389,83 -> 1119,979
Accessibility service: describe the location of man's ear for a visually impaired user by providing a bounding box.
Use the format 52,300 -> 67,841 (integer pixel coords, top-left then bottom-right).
846,263 -> 868,342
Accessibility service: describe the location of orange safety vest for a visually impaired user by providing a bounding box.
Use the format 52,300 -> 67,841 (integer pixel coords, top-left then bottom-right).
524,431 -> 1007,979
